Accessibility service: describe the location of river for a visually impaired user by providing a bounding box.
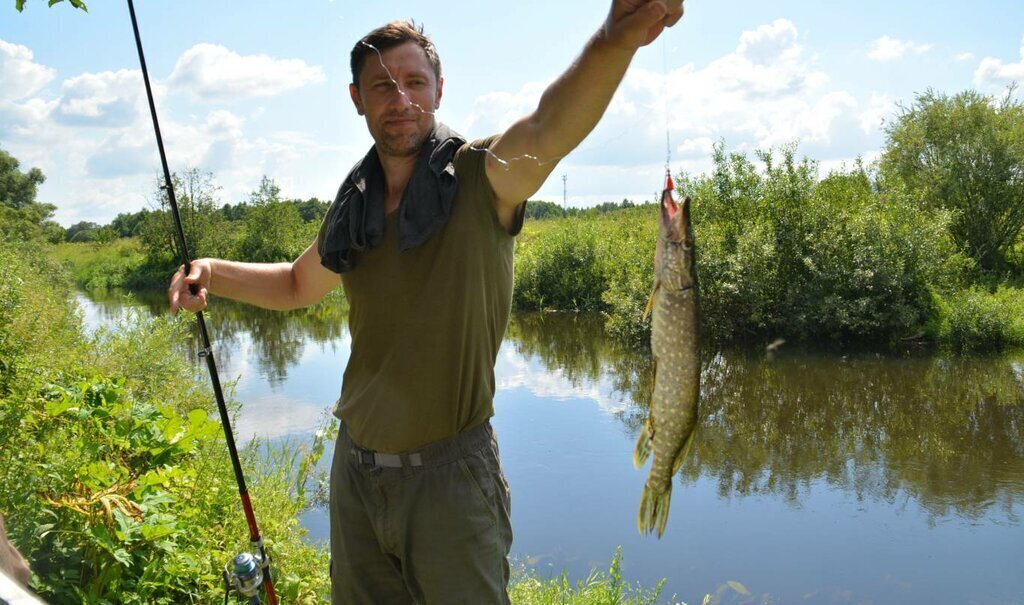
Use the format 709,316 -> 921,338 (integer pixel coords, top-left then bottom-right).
76,289 -> 1024,605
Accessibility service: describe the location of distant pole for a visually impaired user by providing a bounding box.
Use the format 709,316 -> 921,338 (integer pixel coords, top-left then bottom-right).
562,174 -> 567,208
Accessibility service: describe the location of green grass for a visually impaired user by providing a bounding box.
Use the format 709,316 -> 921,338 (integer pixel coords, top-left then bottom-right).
52,239 -> 160,290
511,549 -> 674,605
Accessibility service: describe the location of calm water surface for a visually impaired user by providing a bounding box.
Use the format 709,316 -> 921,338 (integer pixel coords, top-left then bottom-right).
77,291 -> 1024,605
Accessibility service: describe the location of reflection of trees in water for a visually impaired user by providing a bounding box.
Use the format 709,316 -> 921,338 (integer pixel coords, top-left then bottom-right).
506,312 -> 1024,520
83,289 -> 348,387
507,312 -> 654,419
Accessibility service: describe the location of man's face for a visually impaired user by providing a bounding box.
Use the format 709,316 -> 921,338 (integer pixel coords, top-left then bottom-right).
350,41 -> 443,159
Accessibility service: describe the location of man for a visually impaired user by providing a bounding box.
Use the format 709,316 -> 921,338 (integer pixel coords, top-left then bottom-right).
169,1 -> 683,602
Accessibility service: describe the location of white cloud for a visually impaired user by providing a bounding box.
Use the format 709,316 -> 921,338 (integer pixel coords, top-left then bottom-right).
168,43 -> 326,101
956,52 -> 975,62
867,36 -> 933,62
0,97 -> 57,138
55,69 -> 146,127
464,17 -> 874,208
737,19 -> 801,66
0,39 -> 55,101
858,92 -> 895,135
974,37 -> 1024,88
676,137 -> 715,157
85,133 -> 154,178
463,81 -> 548,137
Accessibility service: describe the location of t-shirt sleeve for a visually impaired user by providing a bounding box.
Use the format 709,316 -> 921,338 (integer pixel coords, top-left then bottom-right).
455,136 -> 528,237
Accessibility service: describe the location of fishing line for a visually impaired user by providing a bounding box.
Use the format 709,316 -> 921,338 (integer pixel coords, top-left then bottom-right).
361,40 -> 661,171
126,2 -> 277,603
363,25 -> 680,178
663,35 -> 672,175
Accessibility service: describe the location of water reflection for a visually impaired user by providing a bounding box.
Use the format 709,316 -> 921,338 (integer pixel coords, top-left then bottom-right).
82,289 -> 349,387
76,292 -> 1024,603
503,312 -> 1024,522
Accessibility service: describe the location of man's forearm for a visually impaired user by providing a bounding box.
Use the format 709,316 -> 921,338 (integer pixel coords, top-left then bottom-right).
529,29 -> 636,161
206,258 -> 301,311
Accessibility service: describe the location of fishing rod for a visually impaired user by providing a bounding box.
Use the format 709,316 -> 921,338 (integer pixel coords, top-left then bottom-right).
125,2 -> 278,603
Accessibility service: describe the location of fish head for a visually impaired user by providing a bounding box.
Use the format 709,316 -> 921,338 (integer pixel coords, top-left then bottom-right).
656,179 -> 696,292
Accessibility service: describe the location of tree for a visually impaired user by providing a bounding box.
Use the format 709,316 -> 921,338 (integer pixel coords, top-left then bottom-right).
0,148 -> 45,211
110,209 -> 151,238
294,197 -> 329,223
139,168 -> 230,262
524,200 -> 567,220
0,148 -> 63,244
235,176 -> 305,262
880,89 -> 1024,270
65,221 -> 100,242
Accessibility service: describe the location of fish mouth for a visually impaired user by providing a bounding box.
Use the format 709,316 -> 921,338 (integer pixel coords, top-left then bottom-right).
660,189 -> 691,245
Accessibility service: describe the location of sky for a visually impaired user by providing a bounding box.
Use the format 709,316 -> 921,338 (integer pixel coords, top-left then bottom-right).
1,0 -> 1023,227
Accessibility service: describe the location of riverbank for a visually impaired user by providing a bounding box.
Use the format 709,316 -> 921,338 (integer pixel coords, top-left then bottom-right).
4,239 -> 677,605
515,203 -> 1024,352
55,204 -> 1024,354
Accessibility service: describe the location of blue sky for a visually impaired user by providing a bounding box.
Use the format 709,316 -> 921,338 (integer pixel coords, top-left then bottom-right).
1,0 -> 1022,226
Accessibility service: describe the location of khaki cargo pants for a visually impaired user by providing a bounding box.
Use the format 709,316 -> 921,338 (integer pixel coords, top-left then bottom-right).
330,420 -> 513,604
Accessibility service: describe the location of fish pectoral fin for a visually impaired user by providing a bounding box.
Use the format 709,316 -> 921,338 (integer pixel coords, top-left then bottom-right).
641,281 -> 660,322
670,428 -> 697,475
633,416 -> 655,468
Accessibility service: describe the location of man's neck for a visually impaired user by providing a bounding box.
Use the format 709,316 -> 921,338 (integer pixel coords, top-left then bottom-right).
380,152 -> 419,215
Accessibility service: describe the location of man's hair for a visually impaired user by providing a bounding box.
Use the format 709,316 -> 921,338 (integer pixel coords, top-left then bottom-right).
350,21 -> 441,90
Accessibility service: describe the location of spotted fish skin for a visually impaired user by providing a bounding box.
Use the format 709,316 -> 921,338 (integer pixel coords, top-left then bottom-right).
634,173 -> 699,538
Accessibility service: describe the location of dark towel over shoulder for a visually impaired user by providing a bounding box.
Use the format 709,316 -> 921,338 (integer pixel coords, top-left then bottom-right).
318,123 -> 467,274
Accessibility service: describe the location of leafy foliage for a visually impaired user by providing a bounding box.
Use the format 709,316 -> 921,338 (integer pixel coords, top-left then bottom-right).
14,0 -> 87,12
514,142 -> 983,348
0,241 -> 330,603
880,89 -> 1024,270
0,147 -> 65,244
235,176 -> 308,263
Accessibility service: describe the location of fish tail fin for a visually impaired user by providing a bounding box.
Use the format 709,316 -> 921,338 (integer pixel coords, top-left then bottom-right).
671,429 -> 697,475
637,482 -> 672,538
633,418 -> 654,468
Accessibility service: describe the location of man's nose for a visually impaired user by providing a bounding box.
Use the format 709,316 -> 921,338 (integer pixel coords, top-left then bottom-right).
388,84 -> 413,109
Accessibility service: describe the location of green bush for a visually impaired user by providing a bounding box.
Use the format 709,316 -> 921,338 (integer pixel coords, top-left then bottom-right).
0,240 -> 330,603
513,143 -> 978,348
514,218 -> 608,312
685,145 -> 970,344
936,286 -> 1024,352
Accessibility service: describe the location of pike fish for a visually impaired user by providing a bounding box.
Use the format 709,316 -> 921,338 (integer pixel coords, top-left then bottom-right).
634,171 -> 700,538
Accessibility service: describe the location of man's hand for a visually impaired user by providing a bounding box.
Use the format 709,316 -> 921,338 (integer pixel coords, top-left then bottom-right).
168,259 -> 212,314
603,0 -> 685,51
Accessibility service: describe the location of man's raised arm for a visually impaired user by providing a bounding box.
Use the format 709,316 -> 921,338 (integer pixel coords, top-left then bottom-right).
485,0 -> 683,229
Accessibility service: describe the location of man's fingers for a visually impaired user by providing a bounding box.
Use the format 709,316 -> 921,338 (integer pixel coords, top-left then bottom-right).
168,267 -> 184,313
184,263 -> 203,284
664,7 -> 683,28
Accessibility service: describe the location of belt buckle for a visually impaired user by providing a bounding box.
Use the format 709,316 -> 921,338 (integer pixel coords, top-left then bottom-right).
351,447 -> 376,467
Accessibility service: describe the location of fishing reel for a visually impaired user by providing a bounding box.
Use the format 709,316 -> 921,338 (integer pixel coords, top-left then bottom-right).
223,544 -> 270,604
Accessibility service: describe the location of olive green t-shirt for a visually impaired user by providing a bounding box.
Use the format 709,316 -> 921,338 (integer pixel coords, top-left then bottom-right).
317,137 -> 523,453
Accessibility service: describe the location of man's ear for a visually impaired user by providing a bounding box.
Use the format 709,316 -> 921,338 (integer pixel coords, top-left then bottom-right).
434,76 -> 444,111
349,83 -> 364,116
